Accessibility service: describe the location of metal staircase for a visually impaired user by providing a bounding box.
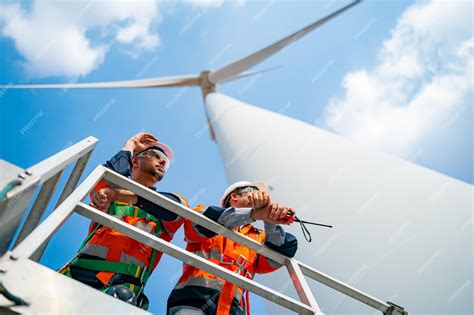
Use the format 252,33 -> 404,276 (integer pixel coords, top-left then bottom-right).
0,137 -> 407,314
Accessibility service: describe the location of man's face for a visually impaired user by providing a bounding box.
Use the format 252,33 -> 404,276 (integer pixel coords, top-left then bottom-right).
132,149 -> 168,185
139,155 -> 165,181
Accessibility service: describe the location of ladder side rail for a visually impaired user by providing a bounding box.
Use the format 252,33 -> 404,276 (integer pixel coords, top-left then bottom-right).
13,171 -> 64,247
1,137 -> 97,256
14,138 -> 96,252
287,258 -> 322,313
10,166 -> 106,260
0,168 -> 39,256
30,151 -> 94,261
298,261 -> 389,313
26,136 -> 98,184
54,150 -> 94,208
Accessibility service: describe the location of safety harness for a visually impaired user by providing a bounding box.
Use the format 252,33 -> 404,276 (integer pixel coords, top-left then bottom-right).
59,202 -> 163,310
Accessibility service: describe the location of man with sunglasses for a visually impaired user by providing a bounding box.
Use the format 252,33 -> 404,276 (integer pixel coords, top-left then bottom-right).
60,133 -> 188,310
167,181 -> 298,315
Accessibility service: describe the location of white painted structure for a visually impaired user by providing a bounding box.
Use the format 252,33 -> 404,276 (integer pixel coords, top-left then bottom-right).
205,92 -> 473,314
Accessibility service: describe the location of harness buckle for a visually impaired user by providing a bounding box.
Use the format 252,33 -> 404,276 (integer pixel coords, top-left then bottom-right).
220,254 -> 234,265
236,254 -> 247,270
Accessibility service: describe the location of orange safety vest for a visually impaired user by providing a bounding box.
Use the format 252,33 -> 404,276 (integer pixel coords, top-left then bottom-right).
174,205 -> 283,315
83,179 -> 188,285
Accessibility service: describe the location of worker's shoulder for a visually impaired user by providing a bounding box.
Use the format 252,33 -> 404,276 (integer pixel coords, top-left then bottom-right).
192,204 -> 208,211
157,191 -> 189,207
242,223 -> 264,235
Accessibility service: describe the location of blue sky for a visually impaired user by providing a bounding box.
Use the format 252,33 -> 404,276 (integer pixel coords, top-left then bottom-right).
0,0 -> 472,314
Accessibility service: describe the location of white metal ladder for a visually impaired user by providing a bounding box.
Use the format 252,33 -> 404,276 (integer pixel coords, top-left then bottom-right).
0,137 -> 407,315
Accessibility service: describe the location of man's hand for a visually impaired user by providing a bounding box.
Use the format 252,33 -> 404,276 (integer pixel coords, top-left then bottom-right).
247,191 -> 270,209
123,133 -> 158,155
251,202 -> 294,225
268,204 -> 294,224
90,187 -> 115,212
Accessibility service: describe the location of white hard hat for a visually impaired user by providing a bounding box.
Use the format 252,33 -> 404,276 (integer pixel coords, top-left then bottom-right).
219,181 -> 270,207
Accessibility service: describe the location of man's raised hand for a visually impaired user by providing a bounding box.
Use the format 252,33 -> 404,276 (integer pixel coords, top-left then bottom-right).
123,133 -> 158,155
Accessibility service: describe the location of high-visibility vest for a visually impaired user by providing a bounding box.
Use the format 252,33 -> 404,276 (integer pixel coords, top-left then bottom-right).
83,180 -> 188,284
61,180 -> 187,295
173,205 -> 284,314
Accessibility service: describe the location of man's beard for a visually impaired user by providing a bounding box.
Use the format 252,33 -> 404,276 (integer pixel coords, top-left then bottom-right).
140,163 -> 164,182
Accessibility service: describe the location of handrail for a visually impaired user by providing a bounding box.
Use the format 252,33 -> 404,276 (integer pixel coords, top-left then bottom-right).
8,165 -> 407,314
0,136 -> 97,257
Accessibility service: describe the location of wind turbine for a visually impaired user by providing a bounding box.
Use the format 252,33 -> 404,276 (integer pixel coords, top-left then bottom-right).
1,0 -> 360,140
1,0 -> 471,314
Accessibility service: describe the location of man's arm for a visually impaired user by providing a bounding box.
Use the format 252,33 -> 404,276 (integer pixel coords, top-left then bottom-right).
255,229 -> 298,274
185,203 -> 299,273
184,205 -> 256,243
104,150 -> 132,177
209,203 -> 296,255
93,186 -> 185,221
198,192 -> 287,230
184,202 -> 291,243
263,227 -> 298,257
135,191 -> 185,221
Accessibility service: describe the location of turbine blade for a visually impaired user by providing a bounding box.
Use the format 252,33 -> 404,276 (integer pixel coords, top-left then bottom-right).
220,66 -> 282,83
209,0 -> 361,84
0,74 -> 200,89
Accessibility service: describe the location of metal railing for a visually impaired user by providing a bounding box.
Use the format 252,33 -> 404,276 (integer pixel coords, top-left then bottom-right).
0,136 -> 98,258
5,163 -> 407,315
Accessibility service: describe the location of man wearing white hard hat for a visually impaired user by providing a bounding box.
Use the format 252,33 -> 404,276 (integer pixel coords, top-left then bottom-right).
167,181 -> 298,315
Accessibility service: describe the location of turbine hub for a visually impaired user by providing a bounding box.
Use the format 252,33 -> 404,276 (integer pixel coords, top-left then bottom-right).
199,70 -> 216,98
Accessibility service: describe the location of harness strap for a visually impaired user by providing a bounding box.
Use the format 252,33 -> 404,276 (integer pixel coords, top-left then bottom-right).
62,202 -> 163,289
58,223 -> 101,275
217,281 -> 236,315
109,203 -> 159,223
70,258 -> 147,281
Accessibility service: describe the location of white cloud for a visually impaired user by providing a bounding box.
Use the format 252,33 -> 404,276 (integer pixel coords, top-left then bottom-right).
0,1 -> 160,78
323,0 -> 473,156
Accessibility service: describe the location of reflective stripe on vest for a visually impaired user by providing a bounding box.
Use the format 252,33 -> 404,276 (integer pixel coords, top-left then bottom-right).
79,203 -> 163,270
187,248 -> 222,261
81,242 -> 148,268
174,224 -> 269,313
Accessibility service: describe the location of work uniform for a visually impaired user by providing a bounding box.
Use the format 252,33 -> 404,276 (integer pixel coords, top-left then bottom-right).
167,205 -> 298,315
60,150 -> 187,309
